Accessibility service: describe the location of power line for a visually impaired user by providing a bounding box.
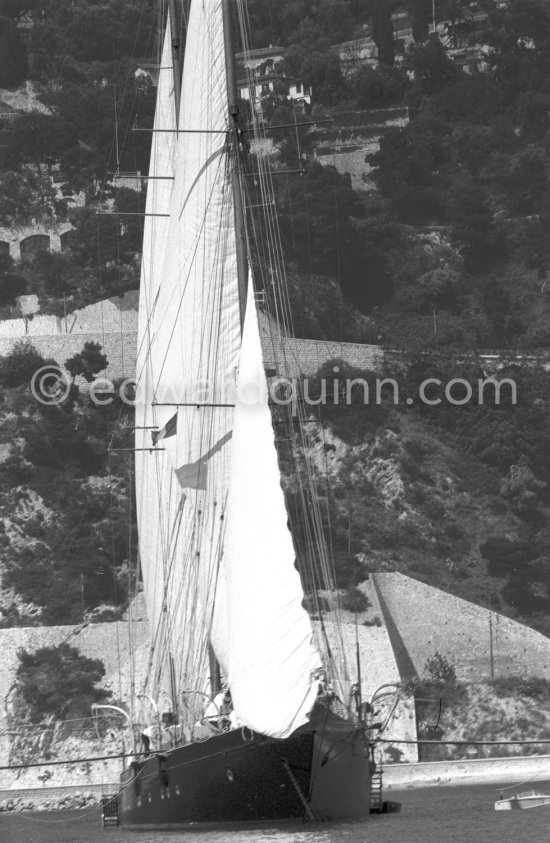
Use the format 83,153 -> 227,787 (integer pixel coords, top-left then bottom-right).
0,751 -> 148,771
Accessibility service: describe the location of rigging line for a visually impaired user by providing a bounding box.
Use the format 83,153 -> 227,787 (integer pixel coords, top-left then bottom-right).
148,151 -> 227,393
378,738 -> 550,746
133,110 -> 177,411
109,442 -> 127,708
110,1 -> 155,172
255,217 -> 349,685
246,223 -> 343,676
98,3 -> 156,206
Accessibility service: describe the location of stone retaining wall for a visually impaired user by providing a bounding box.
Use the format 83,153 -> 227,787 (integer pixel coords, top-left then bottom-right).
373,573 -> 550,682
382,754 -> 550,790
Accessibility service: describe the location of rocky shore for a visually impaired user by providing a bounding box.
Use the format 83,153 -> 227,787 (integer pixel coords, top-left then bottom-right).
0,783 -> 118,814
1,793 -> 99,813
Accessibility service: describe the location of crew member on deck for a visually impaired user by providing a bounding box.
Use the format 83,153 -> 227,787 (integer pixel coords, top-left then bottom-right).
141,725 -> 154,756
204,688 -> 233,731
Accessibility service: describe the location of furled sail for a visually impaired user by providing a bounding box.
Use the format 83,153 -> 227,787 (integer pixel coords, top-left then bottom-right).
225,285 -> 322,739
141,0 -> 240,708
134,18 -> 179,694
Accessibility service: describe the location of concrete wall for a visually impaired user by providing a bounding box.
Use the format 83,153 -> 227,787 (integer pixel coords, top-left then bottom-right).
373,573 -> 550,682
0,614 -> 150,782
0,292 -> 140,381
313,108 -> 410,191
314,579 -> 419,763
383,754 -> 550,790
263,334 -> 384,379
0,221 -> 73,261
315,140 -> 380,191
0,291 -> 385,384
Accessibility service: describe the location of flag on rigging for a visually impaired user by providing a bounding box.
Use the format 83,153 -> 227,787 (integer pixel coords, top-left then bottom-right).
175,431 -> 233,491
152,412 -> 177,446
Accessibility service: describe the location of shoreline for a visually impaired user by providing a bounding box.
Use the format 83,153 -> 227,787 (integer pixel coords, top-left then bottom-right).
382,754 -> 550,791
2,756 -> 550,812
0,783 -> 118,814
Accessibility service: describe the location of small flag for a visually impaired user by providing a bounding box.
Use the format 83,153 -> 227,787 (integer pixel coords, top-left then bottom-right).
152,412 -> 177,446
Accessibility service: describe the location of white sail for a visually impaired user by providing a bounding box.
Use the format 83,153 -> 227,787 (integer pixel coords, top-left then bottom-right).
144,0 -> 239,706
225,285 -> 322,739
137,0 -> 321,737
135,18 -> 178,693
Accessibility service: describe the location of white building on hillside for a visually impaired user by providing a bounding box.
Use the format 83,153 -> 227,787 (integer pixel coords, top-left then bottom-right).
236,45 -> 311,111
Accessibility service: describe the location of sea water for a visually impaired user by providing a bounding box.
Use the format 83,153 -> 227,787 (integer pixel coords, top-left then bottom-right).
1,784 -> 549,843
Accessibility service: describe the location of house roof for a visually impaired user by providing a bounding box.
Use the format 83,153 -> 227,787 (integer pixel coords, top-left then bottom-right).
238,73 -> 303,88
236,46 -> 284,60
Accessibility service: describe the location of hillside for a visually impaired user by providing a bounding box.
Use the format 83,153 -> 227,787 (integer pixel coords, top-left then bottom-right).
282,354 -> 550,636
0,0 -> 550,775
0,342 -> 135,628
0,1 -> 548,351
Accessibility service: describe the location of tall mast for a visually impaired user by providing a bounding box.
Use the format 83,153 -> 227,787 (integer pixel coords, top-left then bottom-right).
222,0 -> 248,330
168,0 -> 182,121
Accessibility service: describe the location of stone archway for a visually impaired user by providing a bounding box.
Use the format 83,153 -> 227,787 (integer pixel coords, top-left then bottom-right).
20,234 -> 51,261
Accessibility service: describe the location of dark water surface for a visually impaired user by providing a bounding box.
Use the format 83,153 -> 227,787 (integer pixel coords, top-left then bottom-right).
1,784 -> 549,843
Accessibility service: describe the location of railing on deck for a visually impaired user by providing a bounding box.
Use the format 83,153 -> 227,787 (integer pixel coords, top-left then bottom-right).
101,794 -> 119,828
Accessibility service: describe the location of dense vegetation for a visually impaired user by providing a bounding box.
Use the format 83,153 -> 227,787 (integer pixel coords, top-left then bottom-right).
0,0 -> 156,312
250,0 -> 550,350
0,0 -> 549,347
282,354 -> 550,635
0,342 -> 135,627
0,0 -> 549,634
14,643 -> 110,722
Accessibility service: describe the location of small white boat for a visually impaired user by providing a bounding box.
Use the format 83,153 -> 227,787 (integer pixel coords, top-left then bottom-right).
494,789 -> 550,811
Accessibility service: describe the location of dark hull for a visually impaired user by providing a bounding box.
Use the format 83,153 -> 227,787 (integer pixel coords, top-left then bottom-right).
118,711 -> 371,828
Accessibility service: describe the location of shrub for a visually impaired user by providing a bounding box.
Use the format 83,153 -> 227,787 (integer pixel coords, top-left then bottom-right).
353,66 -> 408,109
490,675 -> 550,699
0,453 -> 33,484
342,587 -> 369,613
15,644 -> 111,722
0,342 -> 53,389
302,593 -> 330,614
65,342 -> 108,383
363,615 -> 382,627
423,651 -> 457,687
480,536 -> 536,576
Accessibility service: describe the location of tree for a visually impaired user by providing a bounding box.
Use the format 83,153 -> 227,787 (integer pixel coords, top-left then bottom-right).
0,17 -> 27,87
372,0 -> 395,66
449,182 -> 502,273
15,643 -> 111,722
423,651 -> 457,687
0,253 -> 26,306
480,536 -> 536,576
368,118 -> 452,224
65,342 -> 108,383
406,35 -> 461,95
284,26 -> 347,106
410,0 -> 432,42
0,169 -> 56,225
0,341 -> 54,388
353,65 -> 408,108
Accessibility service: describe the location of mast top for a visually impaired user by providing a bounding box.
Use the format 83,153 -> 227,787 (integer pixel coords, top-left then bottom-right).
168,0 -> 183,121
